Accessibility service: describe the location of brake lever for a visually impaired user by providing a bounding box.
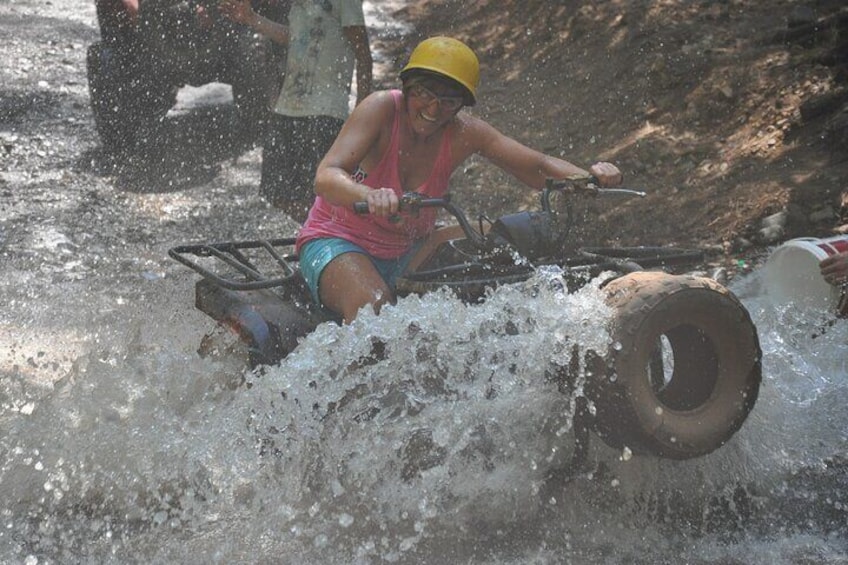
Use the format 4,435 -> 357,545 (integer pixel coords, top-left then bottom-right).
545,175 -> 598,192
595,188 -> 647,198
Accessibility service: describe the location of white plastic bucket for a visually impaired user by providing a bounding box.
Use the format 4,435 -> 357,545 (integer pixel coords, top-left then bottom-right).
763,235 -> 848,314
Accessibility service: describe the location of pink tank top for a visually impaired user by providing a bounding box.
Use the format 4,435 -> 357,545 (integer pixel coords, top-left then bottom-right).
296,90 -> 454,259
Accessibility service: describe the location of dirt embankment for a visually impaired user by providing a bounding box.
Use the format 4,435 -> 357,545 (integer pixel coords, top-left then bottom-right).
3,0 -> 847,281
378,0 -> 848,270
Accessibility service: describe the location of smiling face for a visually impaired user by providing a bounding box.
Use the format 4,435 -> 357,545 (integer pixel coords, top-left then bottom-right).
403,74 -> 467,136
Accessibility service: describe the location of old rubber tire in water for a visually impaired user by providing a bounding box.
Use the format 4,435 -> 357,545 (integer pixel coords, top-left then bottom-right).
589,272 -> 761,459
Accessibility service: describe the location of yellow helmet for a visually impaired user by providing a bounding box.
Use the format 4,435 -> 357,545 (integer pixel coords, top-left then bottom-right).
400,36 -> 480,105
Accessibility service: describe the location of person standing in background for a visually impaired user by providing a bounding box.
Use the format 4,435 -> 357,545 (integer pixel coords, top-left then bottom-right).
219,0 -> 373,223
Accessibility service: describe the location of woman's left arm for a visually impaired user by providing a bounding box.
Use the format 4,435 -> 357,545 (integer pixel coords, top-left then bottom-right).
466,116 -> 622,189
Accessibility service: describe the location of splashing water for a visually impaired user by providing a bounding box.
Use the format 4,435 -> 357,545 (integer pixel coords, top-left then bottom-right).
1,266 -> 847,564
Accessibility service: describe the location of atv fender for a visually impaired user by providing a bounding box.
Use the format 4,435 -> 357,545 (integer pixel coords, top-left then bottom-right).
195,277 -> 336,367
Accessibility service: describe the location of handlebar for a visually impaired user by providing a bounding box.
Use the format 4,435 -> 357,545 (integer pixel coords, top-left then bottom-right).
541,176 -> 645,211
354,193 -> 488,247
352,192 -> 447,215
168,178 -> 648,288
352,177 -> 646,248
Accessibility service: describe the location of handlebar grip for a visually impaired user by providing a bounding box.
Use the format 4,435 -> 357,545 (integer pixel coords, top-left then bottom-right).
353,193 -> 450,215
353,201 -> 369,214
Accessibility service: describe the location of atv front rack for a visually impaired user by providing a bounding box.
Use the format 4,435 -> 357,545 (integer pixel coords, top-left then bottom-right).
168,238 -> 299,291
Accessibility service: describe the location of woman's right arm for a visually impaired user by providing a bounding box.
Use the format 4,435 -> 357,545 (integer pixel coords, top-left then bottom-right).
314,91 -> 397,215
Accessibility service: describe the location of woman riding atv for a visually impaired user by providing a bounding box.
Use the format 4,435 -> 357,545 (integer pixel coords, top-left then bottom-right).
296,36 -> 623,323
170,38 -> 761,460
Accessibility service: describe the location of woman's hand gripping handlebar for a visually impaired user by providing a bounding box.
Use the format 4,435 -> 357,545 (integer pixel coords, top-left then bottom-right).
353,192 -> 488,247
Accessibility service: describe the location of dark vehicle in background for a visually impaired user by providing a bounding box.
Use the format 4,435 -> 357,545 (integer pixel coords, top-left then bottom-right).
87,0 -> 287,153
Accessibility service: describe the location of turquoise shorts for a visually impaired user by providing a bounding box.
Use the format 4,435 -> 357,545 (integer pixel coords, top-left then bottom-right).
298,237 -> 421,304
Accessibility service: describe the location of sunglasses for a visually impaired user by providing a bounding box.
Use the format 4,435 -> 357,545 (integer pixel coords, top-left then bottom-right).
410,84 -> 464,112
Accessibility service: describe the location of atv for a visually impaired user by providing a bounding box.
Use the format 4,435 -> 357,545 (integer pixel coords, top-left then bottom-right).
169,177 -> 762,461
87,0 -> 287,152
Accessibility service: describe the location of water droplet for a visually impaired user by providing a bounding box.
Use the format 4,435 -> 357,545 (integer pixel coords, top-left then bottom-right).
338,513 -> 354,528
313,533 -> 329,548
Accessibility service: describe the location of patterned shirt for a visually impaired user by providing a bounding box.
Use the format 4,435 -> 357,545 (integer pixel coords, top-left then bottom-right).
272,0 -> 365,121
